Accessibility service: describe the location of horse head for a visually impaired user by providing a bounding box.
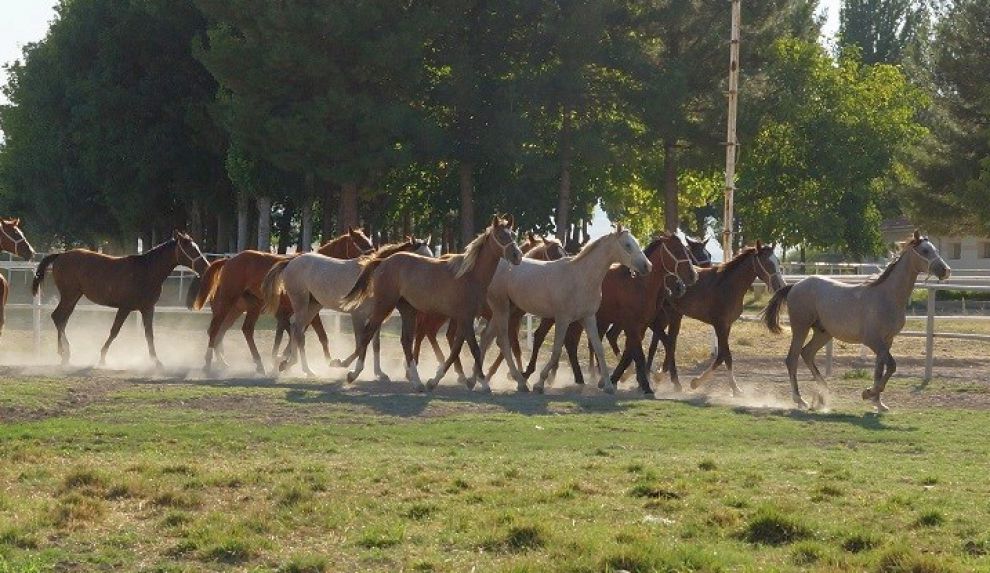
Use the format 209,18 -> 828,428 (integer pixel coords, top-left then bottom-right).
610,224 -> 652,277
752,241 -> 785,292
0,218 -> 35,261
489,214 -> 522,265
905,230 -> 950,280
172,230 -> 208,276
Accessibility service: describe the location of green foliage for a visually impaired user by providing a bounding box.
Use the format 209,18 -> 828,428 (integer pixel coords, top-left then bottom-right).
738,38 -> 927,256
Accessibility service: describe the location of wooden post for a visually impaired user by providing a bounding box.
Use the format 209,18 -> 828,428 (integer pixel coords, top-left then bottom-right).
925,287 -> 935,382
722,0 -> 741,258
33,290 -> 42,358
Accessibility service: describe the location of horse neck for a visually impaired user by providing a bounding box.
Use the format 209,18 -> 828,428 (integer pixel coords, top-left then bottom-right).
719,253 -> 759,301
569,238 -> 620,287
464,239 -> 503,286
146,243 -> 179,280
877,254 -> 920,308
645,241 -> 675,295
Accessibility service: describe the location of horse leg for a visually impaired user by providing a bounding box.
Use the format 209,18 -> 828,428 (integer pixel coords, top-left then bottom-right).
488,305 -> 528,392
310,314 -> 332,362
609,335 -> 635,388
372,326 -> 390,383
51,293 -> 81,366
564,322 -> 584,386
139,307 -> 163,369
329,314 -> 362,369
346,303 -> 391,385
427,317 -> 468,392
689,323 -> 730,394
630,331 -> 652,395
661,313 -> 682,390
523,318 -> 554,379
394,300 -> 424,391
240,304 -> 268,375
606,323 -> 622,357
446,320 -> 470,387
862,342 -> 894,412
509,311 -> 524,373
786,322 -> 811,409
583,316 -> 614,394
288,300 -> 322,377
801,327 -> 833,409
464,321 -> 492,393
98,308 -> 131,367
272,308 -> 289,363
205,300 -> 237,372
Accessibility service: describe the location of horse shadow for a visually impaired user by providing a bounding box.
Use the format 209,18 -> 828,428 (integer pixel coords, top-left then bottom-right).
727,404 -> 917,432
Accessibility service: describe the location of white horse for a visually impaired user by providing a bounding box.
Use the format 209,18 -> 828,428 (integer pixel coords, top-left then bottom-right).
480,227 -> 652,394
763,231 -> 950,411
261,239 -> 433,380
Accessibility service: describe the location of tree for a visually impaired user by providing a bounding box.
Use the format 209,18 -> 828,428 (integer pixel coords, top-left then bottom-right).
838,0 -> 926,65
737,38 -> 927,256
0,0 -> 226,249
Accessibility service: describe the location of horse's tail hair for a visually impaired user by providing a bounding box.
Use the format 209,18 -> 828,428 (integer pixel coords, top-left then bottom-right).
0,275 -> 8,336
32,253 -> 59,296
340,258 -> 384,311
261,258 -> 291,314
761,284 -> 793,334
191,258 -> 226,310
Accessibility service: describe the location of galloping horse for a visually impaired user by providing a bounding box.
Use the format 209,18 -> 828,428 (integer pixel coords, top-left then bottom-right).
261,237 -> 433,380
648,242 -> 784,394
562,234 -> 698,393
480,226 -> 652,394
32,231 -> 209,367
0,218 -> 37,335
191,228 -> 375,374
341,216 -> 522,392
763,231 -> 950,411
411,234 -> 568,384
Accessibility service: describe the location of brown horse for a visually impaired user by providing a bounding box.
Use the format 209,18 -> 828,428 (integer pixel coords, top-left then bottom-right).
341,216 -> 522,392
191,228 -> 375,374
647,242 -> 785,394
411,235 -> 567,384
32,231 -> 209,367
0,218 -> 37,335
562,234 -> 698,393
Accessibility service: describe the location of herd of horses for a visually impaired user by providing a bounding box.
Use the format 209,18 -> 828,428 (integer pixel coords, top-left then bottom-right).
0,215 -> 951,412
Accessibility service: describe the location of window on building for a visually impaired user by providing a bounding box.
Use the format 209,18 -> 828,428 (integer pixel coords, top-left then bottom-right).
949,242 -> 962,260
982,242 -> 990,259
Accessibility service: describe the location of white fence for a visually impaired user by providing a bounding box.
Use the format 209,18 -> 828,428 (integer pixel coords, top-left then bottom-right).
3,260 -> 989,381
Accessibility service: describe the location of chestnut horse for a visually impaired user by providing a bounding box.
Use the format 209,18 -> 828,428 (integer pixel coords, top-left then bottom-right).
191,228 -> 375,374
562,234 -> 698,393
647,242 -> 785,395
341,216 -> 522,392
32,231 -> 209,367
412,235 -> 568,384
0,218 -> 37,335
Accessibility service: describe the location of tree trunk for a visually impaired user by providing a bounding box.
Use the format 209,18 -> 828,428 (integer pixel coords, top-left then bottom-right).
459,162 -> 475,244
663,138 -> 679,234
216,213 -> 230,254
236,192 -> 250,251
321,184 -> 336,241
339,182 -> 359,231
190,200 -> 203,242
556,108 -> 573,242
300,200 -> 313,252
275,201 -> 295,255
256,195 -> 272,252
140,229 -> 152,254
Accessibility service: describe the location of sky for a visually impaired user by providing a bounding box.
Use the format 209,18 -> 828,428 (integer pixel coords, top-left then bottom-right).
0,0 -> 843,257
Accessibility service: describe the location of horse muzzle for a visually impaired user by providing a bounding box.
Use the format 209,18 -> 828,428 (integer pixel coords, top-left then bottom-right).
935,263 -> 951,281
668,279 -> 686,298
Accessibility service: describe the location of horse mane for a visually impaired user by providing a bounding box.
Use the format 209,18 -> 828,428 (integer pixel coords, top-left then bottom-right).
717,246 -> 757,274
368,240 -> 414,260
449,227 -> 491,279
865,237 -> 923,287
643,234 -> 674,258
570,232 -> 613,262
145,239 -> 177,257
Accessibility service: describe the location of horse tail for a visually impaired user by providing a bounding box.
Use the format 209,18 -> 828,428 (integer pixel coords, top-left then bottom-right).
761,284 -> 794,334
260,258 -> 291,313
190,258 -> 226,310
32,253 -> 59,296
340,258 -> 384,311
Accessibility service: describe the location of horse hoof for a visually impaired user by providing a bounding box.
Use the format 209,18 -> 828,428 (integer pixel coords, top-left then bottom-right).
689,377 -> 702,389
346,372 -> 359,384
425,379 -> 439,391
862,388 -> 876,400
793,397 -> 809,409
641,388 -> 655,397
376,374 -> 391,384
413,382 -> 427,393
476,383 -> 492,394
328,358 -> 344,368
532,384 -> 544,394
876,403 -> 890,413
516,383 -> 530,393
602,384 -> 616,395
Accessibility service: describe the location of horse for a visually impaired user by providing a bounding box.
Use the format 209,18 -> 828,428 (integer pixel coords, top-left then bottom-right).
762,231 -> 950,411
411,234 -> 568,385
191,228 -> 375,374
32,231 -> 209,367
0,218 -> 37,335
260,237 -> 433,380
561,234 -> 698,394
647,242 -> 785,395
480,226 -> 652,394
341,216 -> 522,392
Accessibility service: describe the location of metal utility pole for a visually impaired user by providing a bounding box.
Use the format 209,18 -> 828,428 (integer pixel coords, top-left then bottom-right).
722,0 -> 741,258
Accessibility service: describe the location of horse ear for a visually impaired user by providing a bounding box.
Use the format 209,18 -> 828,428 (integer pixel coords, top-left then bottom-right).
490,214 -> 499,227
913,229 -> 921,241
12,218 -> 20,226
506,214 -> 515,229
527,231 -> 536,241
616,222 -> 624,233
405,235 -> 412,242
425,234 -> 432,245
172,229 -> 181,240
756,240 -> 763,250
348,226 -> 355,235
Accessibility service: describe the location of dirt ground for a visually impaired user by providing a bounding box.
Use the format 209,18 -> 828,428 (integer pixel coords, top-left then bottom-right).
1,304 -> 989,422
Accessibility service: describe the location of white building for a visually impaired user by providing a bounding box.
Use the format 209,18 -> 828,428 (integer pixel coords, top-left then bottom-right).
882,217 -> 990,273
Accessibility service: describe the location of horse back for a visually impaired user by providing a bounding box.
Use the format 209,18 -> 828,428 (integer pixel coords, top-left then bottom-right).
387,253 -> 480,319
53,249 -> 166,309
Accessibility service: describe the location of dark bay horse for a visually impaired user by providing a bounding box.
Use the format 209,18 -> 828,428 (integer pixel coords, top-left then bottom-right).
763,232 -> 949,411
191,228 -> 375,374
562,234 -> 697,393
32,231 -> 209,367
0,218 -> 37,335
647,242 -> 785,395
342,216 -> 522,392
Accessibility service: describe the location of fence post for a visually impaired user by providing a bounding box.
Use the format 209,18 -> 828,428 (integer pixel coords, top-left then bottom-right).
526,314 -> 533,350
825,340 -> 833,378
925,287 -> 935,382
33,290 -> 42,357
178,271 -> 185,305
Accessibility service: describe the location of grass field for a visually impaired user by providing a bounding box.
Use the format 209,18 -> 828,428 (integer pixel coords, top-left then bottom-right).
2,300 -> 990,572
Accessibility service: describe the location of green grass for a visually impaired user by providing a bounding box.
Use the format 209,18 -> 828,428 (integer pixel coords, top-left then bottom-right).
1,375 -> 990,571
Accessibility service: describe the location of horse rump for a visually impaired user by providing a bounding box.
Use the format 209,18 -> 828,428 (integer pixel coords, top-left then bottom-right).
340,258 -> 385,311
190,258 -> 227,310
761,284 -> 793,334
260,258 -> 292,313
31,253 -> 60,296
